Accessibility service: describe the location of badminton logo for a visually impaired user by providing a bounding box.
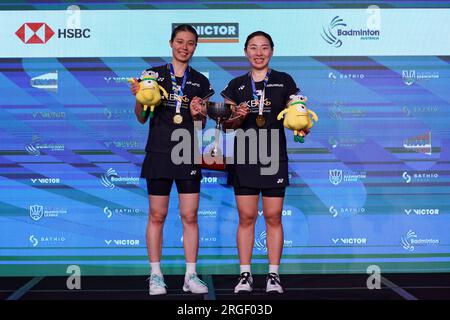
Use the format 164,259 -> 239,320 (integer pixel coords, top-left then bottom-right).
254,230 -> 267,252
321,16 -> 347,48
101,168 -> 119,189
401,230 -> 417,251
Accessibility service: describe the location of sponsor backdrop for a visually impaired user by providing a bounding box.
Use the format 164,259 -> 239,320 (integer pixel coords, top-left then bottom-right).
1,1 -> 450,276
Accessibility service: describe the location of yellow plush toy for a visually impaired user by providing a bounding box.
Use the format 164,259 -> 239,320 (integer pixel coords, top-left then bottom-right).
277,95 -> 318,143
128,70 -> 168,118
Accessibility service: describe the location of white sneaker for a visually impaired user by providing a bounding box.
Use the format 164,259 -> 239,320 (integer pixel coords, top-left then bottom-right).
234,272 -> 253,293
183,274 -> 208,294
265,273 -> 284,293
148,274 -> 167,295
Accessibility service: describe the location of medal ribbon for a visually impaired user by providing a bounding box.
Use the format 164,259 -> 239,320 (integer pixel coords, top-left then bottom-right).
250,69 -> 270,116
169,63 -> 189,114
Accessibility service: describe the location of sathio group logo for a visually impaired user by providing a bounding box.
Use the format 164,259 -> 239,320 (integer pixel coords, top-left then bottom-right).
329,206 -> 366,218
29,234 -> 66,247
402,171 -> 439,184
321,15 -> 380,48
15,22 -> 90,44
172,23 -> 239,43
103,206 -> 144,218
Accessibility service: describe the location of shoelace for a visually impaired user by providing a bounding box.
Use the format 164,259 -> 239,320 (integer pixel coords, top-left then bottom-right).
267,273 -> 281,285
149,274 -> 166,287
238,272 -> 252,285
188,274 -> 207,286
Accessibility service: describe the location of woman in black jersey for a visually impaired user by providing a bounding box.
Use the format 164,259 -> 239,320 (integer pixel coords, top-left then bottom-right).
131,24 -> 214,295
221,31 -> 300,294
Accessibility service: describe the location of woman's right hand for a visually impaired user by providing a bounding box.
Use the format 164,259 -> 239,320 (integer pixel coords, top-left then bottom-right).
130,78 -> 139,96
233,102 -> 250,119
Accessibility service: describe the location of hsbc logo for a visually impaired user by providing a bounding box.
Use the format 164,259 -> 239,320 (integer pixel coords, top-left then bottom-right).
16,22 -> 90,44
16,23 -> 55,44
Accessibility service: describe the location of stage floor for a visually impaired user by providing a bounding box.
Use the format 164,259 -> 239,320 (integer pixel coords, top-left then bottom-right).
2,273 -> 450,300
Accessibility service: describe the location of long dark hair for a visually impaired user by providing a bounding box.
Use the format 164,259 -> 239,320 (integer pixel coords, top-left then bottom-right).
244,31 -> 274,49
171,24 -> 199,43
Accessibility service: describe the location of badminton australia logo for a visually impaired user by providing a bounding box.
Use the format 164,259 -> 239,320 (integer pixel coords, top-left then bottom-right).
100,168 -> 140,189
321,16 -> 380,47
401,230 -> 439,252
255,231 -> 268,252
321,16 -> 347,47
101,168 -> 119,189
172,23 -> 239,43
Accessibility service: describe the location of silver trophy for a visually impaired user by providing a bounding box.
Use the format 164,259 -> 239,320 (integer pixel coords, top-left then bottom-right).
203,102 -> 239,157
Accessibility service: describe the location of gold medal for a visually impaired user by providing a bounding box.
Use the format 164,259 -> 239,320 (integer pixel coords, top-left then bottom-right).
256,115 -> 265,128
173,114 -> 183,124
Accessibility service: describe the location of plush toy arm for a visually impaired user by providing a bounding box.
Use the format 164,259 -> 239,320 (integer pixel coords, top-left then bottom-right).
277,109 -> 288,120
159,86 -> 169,99
308,109 -> 318,122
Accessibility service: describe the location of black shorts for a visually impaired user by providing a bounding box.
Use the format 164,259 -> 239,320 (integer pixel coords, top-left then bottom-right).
146,178 -> 200,196
233,186 -> 285,198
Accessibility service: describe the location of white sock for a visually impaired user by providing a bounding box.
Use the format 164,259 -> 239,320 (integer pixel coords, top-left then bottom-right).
240,265 -> 251,275
186,262 -> 197,277
269,264 -> 279,275
150,262 -> 162,275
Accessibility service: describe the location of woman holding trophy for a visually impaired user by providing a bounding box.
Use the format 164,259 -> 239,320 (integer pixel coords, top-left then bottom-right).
221,31 -> 300,294
131,24 -> 214,295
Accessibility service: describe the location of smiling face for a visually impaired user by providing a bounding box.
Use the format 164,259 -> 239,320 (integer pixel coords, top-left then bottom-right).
170,30 -> 197,63
244,35 -> 273,71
